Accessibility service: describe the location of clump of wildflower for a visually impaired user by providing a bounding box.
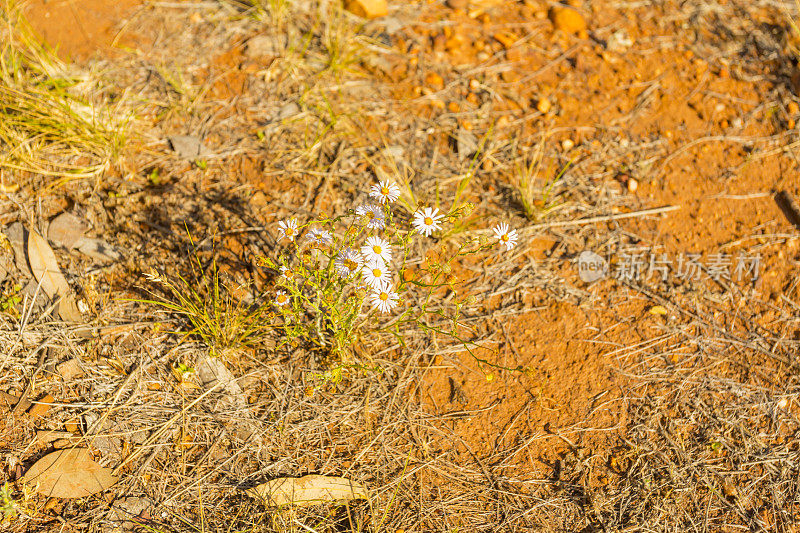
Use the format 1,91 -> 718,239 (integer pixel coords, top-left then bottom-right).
369,180 -> 401,204
277,218 -> 299,242
335,248 -> 363,279
361,236 -> 392,264
412,206 -> 443,237
355,204 -> 386,230
493,222 -> 518,251
369,282 -> 399,313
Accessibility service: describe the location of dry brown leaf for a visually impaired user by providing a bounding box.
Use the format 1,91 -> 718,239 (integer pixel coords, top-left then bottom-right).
246,475 -> 368,507
20,448 -> 117,498
27,229 -> 82,322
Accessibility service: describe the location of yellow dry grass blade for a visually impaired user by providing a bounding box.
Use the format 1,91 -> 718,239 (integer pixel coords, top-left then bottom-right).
0,0 -> 131,182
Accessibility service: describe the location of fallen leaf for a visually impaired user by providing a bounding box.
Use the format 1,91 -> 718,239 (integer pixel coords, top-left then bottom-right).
26,230 -> 82,322
20,448 -> 117,498
246,475 -> 368,507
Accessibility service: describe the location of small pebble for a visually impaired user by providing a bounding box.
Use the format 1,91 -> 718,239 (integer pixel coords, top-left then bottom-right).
561,139 -> 575,150
536,97 -> 551,113
627,178 -> 639,192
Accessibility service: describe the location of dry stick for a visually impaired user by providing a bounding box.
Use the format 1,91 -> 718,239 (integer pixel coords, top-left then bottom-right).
521,205 -> 681,233
111,381 -> 222,477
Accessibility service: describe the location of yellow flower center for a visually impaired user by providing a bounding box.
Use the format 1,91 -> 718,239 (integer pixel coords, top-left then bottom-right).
284,269 -> 293,277
372,245 -> 382,254
501,234 -> 509,242
379,292 -> 388,301
285,227 -> 295,236
372,268 -> 382,277
424,216 -> 433,225
277,294 -> 287,303
345,259 -> 358,271
381,186 -> 389,195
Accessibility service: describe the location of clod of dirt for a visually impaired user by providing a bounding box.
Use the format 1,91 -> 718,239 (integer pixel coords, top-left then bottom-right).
343,0 -> 388,19
548,6 -> 587,38
27,394 -> 54,419
424,71 -> 444,91
167,135 -> 211,159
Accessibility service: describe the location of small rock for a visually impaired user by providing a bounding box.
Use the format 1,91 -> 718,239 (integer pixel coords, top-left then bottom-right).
196,354 -> 247,409
167,135 -> 210,160
536,97 -> 551,113
606,30 -> 632,52
455,128 -> 478,160
627,178 -> 639,192
446,0 -> 468,8
75,237 -> 121,263
57,359 -> 84,381
4,222 -> 32,276
344,0 -> 388,19
110,496 -> 153,530
48,212 -> 89,249
561,138 -> 575,150
548,6 -> 587,37
274,101 -> 301,122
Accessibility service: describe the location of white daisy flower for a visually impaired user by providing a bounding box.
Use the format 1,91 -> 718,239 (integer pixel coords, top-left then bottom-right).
412,206 -> 444,237
369,283 -> 399,313
277,218 -> 299,242
355,203 -> 386,230
279,265 -> 296,279
369,180 -> 401,204
360,236 -> 392,264
274,290 -> 290,306
334,248 -> 363,279
305,227 -> 332,245
493,222 -> 518,251
361,260 -> 391,289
